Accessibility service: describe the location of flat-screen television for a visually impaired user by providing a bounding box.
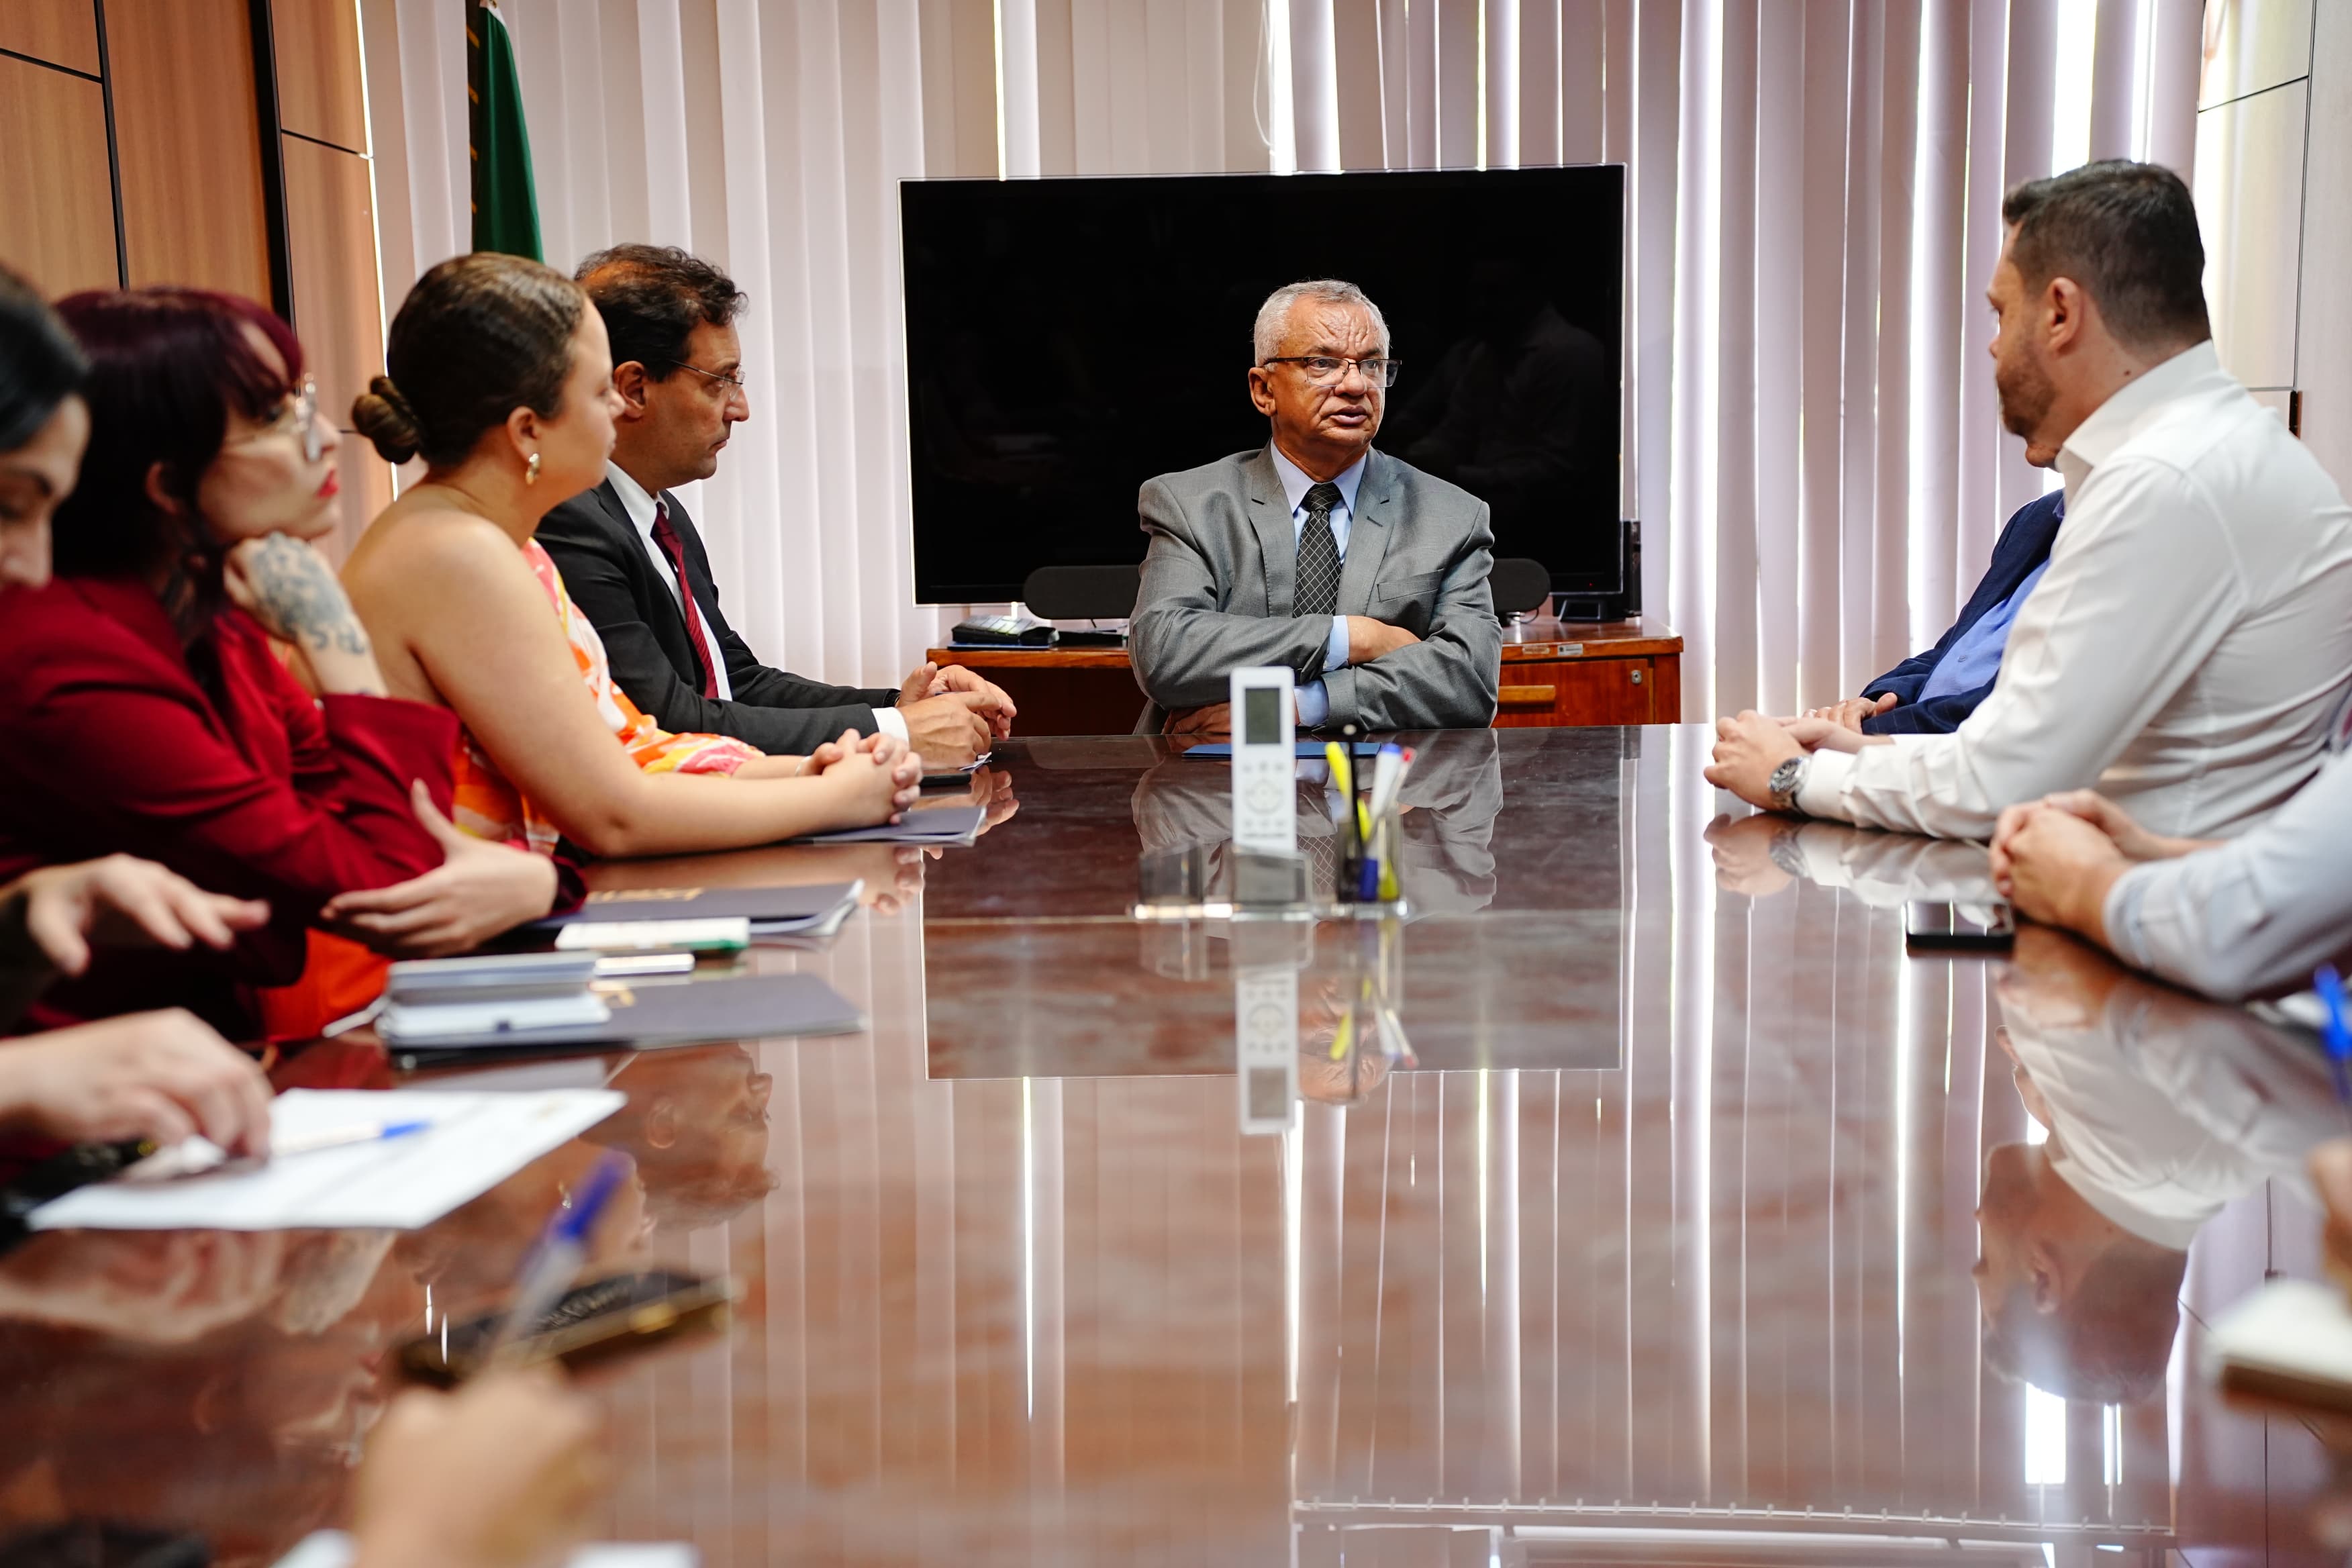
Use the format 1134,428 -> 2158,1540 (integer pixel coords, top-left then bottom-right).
899,165 -> 1626,606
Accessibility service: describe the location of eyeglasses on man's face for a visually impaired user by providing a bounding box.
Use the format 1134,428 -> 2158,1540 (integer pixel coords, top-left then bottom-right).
1261,355 -> 1402,389
668,360 -> 749,395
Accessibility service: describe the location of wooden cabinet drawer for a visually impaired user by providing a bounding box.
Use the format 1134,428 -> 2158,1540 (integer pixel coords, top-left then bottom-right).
1493,658 -> 1657,727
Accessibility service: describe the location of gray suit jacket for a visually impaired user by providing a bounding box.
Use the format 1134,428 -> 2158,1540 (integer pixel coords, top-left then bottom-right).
1130,446 -> 1502,730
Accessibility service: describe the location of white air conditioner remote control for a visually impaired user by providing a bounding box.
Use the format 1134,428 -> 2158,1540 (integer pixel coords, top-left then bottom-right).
1234,962 -> 1299,1136
1228,666 -> 1297,856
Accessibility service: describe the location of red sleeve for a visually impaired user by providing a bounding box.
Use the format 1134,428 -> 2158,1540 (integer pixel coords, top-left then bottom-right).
6,616 -> 462,922
258,630 -> 459,826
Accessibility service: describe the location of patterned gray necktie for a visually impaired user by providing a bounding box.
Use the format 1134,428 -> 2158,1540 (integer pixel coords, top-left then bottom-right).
1294,481 -> 1344,618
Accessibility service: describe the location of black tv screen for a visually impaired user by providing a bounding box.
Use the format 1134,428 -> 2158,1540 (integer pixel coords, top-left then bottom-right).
899,166 -> 1626,606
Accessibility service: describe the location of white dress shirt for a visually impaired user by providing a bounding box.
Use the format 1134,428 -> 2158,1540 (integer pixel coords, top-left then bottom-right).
2104,720 -> 2352,1000
605,463 -> 905,741
1267,444 -> 1367,729
1796,341 -> 2352,839
2004,983 -> 2338,1250
606,462 -> 734,703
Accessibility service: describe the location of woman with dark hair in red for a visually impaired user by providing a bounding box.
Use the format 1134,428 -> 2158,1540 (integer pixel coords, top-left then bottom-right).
0,288 -> 558,1038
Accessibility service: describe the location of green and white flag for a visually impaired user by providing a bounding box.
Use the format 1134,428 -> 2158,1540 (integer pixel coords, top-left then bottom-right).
467,0 -> 542,260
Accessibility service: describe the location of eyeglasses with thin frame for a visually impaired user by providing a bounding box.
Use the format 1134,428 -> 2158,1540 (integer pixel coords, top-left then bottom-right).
667,360 -> 749,395
1261,355 -> 1402,389
230,377 -> 322,464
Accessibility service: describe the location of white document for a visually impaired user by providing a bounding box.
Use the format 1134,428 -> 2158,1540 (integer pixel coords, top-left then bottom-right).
2207,1277 -> 2352,1410
277,1532 -> 695,1568
31,1087 -> 624,1233
556,916 -> 750,951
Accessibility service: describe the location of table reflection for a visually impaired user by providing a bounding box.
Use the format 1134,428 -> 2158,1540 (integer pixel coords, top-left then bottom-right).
1133,729 -> 1504,916
928,731 -> 1622,1081
7,734 -> 2351,1565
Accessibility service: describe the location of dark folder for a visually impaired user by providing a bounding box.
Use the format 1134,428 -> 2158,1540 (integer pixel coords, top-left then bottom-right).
530,881 -> 861,934
1179,742 -> 1380,760
387,971 -> 865,1069
789,803 -> 986,847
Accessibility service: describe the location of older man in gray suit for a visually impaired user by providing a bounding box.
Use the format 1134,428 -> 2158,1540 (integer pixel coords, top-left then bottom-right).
1131,279 -> 1502,733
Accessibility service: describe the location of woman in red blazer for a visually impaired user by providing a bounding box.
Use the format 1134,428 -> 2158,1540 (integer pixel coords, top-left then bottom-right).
0,289 -> 556,1038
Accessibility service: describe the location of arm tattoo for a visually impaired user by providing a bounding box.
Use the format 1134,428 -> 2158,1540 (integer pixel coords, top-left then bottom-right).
248,535 -> 369,654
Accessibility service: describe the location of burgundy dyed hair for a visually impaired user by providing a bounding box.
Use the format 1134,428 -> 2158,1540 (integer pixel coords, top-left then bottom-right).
49,287 -> 305,588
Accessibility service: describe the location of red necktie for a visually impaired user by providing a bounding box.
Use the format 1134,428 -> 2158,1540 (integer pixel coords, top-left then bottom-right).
648,499 -> 719,699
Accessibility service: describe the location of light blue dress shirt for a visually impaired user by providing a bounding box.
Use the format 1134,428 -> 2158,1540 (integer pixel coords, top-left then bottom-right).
2103,714 -> 2352,1001
1268,445 -> 1369,728
1917,557 -> 2053,703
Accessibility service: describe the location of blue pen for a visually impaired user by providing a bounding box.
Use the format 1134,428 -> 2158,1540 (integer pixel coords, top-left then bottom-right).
268,1118 -> 434,1158
2316,965 -> 2352,1109
124,1116 -> 437,1182
485,1150 -> 632,1365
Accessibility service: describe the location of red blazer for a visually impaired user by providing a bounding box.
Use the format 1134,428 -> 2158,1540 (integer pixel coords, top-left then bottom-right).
0,575 -> 460,1037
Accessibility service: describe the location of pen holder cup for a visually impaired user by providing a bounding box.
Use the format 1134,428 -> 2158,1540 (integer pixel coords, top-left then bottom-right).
1232,850 -> 1311,910
1136,844 -> 1209,907
1334,813 -> 1406,912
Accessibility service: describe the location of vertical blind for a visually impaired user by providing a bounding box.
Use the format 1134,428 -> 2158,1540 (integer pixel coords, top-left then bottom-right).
359,0 -> 2201,707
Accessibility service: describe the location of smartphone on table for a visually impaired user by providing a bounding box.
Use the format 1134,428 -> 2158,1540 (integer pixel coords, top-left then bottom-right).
1903,900 -> 2016,952
396,1269 -> 737,1386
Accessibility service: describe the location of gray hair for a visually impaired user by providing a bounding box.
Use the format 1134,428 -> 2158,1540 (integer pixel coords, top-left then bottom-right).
1252,279 -> 1390,365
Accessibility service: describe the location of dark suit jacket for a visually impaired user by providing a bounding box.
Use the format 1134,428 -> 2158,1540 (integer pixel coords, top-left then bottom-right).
1861,489 -> 2067,735
537,481 -> 899,756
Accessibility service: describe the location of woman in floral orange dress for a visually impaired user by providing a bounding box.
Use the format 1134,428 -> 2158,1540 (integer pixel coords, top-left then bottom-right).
340,254 -> 917,861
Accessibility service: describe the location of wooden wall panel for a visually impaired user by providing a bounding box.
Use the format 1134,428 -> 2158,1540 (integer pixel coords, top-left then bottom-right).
273,0 -> 367,153
0,55 -> 118,296
107,0 -> 271,300
0,0 -> 101,76
282,134 -> 380,436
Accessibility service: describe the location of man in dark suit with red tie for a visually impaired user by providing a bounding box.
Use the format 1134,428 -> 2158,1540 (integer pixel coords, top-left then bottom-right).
537,245 -> 1012,767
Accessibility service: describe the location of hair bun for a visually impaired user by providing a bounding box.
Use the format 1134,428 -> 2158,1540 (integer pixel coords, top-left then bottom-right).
352,374 -> 424,464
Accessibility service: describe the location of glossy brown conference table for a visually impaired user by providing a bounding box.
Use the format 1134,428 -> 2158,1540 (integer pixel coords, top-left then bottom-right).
0,726 -> 2342,1566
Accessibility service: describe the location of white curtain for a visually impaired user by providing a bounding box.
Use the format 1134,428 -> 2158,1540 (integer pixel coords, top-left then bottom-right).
362,0 -> 958,687
358,0 -> 2202,710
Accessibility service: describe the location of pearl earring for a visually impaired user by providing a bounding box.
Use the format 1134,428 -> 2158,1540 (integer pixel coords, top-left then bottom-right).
526,452 -> 542,485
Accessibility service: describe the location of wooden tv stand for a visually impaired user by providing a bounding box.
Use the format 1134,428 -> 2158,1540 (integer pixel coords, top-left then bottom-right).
928,616 -> 1681,736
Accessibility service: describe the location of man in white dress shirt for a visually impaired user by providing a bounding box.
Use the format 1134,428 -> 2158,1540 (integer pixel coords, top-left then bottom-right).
1980,926 -> 2343,1400
1708,160 -> 2352,841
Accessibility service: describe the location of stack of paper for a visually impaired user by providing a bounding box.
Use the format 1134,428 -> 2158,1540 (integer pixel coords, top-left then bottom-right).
385,970 -> 866,1067
30,1088 -> 624,1232
378,951 -> 610,1044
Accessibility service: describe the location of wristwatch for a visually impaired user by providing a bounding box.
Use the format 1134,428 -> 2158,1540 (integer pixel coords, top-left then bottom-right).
1767,822 -> 1810,879
1766,754 -> 1810,815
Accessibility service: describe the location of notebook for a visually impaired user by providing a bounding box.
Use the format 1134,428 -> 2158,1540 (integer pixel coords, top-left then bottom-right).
2208,1277 -> 2352,1412
276,1533 -> 695,1568
385,971 -> 866,1069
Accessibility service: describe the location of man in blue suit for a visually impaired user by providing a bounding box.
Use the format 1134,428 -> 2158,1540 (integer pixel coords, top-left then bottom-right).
1810,451 -> 2063,736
